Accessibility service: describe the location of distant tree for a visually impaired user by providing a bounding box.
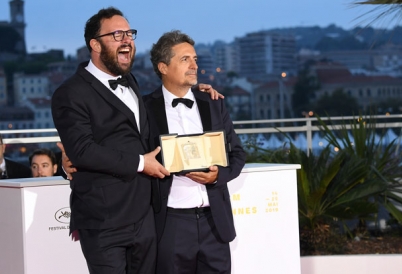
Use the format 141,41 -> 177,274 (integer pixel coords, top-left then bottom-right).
4,60 -> 49,79
314,37 -> 337,51
313,88 -> 361,116
368,98 -> 402,115
235,109 -> 252,121
219,87 -> 234,114
315,35 -> 367,51
226,71 -> 238,79
292,63 -> 320,116
340,35 -> 368,50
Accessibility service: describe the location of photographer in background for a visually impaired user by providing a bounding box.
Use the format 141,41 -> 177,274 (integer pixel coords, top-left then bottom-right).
29,148 -> 58,177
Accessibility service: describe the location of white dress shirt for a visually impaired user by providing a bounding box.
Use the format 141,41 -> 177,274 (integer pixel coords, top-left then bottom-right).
85,60 -> 144,172
0,159 -> 6,174
162,86 -> 210,208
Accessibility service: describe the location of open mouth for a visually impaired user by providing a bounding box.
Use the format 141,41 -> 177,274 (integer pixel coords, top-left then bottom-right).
118,47 -> 131,63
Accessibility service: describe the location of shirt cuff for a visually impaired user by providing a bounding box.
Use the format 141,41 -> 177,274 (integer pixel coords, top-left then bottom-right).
138,155 -> 144,172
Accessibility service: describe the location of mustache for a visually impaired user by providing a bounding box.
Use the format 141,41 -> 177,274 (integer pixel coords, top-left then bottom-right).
118,44 -> 133,50
185,70 -> 197,75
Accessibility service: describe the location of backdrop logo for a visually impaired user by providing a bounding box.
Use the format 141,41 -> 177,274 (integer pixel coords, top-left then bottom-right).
54,207 -> 71,224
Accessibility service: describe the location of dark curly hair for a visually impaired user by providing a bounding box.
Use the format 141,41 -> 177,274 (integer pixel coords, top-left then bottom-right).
150,30 -> 195,79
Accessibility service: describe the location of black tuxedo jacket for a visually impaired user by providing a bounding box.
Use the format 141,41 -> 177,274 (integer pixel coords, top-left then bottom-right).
51,61 -> 152,232
143,86 -> 246,243
3,158 -> 31,179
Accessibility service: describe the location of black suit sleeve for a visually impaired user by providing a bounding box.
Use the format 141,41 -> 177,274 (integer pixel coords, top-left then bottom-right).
51,79 -> 140,182
208,98 -> 246,188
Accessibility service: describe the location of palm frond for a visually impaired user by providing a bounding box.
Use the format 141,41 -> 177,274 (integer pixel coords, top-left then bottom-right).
356,0 -> 402,4
352,1 -> 402,28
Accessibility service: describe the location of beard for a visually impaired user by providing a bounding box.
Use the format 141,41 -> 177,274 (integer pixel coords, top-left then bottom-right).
99,40 -> 136,76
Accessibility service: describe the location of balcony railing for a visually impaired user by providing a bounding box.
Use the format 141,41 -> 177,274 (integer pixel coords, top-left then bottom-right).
2,114 -> 402,154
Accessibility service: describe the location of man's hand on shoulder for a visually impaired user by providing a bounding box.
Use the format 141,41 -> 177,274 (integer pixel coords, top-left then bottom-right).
197,83 -> 224,100
143,147 -> 170,178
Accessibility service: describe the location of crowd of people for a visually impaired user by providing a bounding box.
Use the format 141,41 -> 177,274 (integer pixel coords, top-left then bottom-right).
2,6 -> 246,274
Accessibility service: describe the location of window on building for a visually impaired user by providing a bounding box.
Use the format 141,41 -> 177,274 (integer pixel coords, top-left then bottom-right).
358,89 -> 363,97
31,87 -> 34,93
366,89 -> 371,97
260,95 -> 264,102
260,109 -> 264,119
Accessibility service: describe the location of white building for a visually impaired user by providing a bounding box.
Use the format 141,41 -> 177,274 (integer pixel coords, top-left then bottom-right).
22,98 -> 54,130
13,73 -> 50,105
235,31 -> 297,81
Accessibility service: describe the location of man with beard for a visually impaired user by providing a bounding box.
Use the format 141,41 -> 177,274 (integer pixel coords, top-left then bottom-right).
51,7 -> 167,274
51,7 -> 220,274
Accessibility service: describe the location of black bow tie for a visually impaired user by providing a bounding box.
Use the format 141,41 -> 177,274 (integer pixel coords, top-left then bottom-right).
108,77 -> 129,90
172,98 -> 194,108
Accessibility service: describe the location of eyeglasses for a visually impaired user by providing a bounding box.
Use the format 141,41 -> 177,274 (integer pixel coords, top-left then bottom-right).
94,29 -> 137,42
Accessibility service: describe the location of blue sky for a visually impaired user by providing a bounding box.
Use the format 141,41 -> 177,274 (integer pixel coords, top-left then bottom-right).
0,0 -> 391,56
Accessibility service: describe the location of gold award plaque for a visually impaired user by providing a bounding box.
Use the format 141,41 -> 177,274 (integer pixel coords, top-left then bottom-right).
160,130 -> 228,173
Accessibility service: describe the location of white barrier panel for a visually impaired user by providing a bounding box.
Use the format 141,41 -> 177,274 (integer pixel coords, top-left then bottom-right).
0,177 -> 87,274
0,163 -> 301,274
229,163 -> 301,274
301,255 -> 402,274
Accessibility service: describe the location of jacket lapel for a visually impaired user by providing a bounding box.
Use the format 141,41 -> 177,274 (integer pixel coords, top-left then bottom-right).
77,64 -> 140,132
149,87 -> 169,135
194,94 -> 212,131
126,74 -> 148,133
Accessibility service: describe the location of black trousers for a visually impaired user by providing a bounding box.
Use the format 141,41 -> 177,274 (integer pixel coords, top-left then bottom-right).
78,207 -> 157,274
156,207 -> 231,274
